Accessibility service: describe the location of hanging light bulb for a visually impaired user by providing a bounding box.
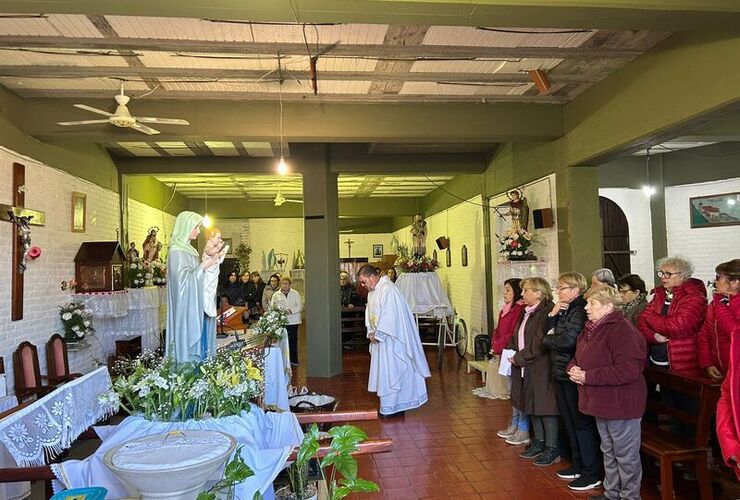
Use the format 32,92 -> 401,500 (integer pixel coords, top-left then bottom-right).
202,214 -> 212,228
277,156 -> 288,175
643,147 -> 655,197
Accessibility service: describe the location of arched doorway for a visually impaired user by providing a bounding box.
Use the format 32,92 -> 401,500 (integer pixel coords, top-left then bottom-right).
599,196 -> 631,278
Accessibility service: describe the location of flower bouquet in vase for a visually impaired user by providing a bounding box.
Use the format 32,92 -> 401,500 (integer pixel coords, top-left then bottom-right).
499,228 -> 537,261
151,260 -> 166,287
59,301 -> 95,345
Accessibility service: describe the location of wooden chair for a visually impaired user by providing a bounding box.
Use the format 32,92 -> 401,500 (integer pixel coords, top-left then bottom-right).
641,366 -> 721,500
46,334 -> 82,386
12,341 -> 55,403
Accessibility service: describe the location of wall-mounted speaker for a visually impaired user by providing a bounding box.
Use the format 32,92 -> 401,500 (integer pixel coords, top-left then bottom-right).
533,208 -> 554,229
436,236 -> 450,250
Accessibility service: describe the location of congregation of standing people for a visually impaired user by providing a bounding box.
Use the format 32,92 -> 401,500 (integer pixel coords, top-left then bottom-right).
474,257 -> 740,499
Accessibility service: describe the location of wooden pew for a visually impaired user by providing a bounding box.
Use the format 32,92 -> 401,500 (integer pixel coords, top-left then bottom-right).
641,365 -> 721,500
341,306 -> 367,348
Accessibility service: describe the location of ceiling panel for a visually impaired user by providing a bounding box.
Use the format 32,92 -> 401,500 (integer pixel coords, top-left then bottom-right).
422,26 -> 595,48
0,14 -> 102,37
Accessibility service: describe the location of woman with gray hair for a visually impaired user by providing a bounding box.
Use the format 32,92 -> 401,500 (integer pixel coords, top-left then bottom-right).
591,268 -> 616,288
636,256 -> 707,372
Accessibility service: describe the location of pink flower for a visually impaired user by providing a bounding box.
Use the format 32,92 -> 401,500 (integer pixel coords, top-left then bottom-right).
26,246 -> 41,259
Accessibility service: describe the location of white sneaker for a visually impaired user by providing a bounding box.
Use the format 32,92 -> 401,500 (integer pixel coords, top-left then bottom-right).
496,423 -> 517,438
505,430 -> 531,445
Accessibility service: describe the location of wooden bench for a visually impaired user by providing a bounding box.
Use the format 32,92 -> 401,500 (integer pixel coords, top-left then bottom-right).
641,365 -> 721,500
341,306 -> 368,348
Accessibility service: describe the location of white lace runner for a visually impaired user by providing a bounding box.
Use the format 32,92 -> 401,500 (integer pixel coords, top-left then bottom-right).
73,287 -> 167,356
0,367 -> 116,466
73,290 -> 129,318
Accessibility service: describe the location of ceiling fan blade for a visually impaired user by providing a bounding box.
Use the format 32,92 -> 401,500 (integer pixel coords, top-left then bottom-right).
57,119 -> 110,126
136,117 -> 190,125
285,199 -> 304,204
73,104 -> 113,117
130,123 -> 161,135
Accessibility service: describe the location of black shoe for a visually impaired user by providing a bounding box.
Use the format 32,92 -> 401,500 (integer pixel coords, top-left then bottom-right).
379,411 -> 405,419
568,476 -> 602,491
519,439 -> 545,459
533,446 -> 560,466
556,465 -> 581,480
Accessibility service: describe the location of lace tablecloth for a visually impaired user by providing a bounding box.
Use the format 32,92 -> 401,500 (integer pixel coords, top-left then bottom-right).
73,290 -> 129,318
395,272 -> 453,318
0,367 -> 117,466
74,287 -> 166,356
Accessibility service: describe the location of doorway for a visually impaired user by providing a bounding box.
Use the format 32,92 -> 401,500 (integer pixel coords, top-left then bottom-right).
599,196 -> 631,278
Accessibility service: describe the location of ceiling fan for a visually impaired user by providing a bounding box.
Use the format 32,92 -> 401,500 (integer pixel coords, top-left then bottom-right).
57,83 -> 190,135
274,188 -> 303,207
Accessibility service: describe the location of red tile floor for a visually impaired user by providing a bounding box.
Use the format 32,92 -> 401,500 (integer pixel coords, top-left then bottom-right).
291,344 -> 740,500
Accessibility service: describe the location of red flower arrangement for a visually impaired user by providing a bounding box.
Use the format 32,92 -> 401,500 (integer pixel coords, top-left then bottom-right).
398,255 -> 440,273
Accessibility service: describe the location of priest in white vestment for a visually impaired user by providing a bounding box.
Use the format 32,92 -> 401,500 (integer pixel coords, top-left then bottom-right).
358,265 -> 431,416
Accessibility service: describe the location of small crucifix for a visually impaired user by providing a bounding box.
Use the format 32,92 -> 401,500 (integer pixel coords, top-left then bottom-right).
1,163 -> 46,321
344,238 -> 355,258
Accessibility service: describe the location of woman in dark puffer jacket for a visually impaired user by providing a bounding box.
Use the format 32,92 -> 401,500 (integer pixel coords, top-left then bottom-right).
543,272 -> 601,491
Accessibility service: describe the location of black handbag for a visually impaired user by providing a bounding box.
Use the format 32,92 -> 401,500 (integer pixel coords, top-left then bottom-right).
474,334 -> 490,361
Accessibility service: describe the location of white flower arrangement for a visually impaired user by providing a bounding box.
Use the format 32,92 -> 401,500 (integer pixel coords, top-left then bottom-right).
499,227 -> 536,261
105,349 -> 263,421
252,306 -> 288,343
59,301 -> 95,341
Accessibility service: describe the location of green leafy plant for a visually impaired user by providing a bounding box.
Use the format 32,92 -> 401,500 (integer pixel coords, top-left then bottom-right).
197,446 -> 263,500
289,424 -> 379,500
235,243 -> 252,273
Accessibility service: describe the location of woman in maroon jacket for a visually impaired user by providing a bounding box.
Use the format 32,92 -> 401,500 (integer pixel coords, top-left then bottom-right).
636,256 -> 707,373
698,259 -> 740,381
568,286 -> 647,500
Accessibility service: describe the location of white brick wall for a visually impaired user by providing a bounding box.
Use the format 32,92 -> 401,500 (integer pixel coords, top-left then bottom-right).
127,199 -> 176,260
599,188 -> 655,281
666,177 -> 740,284
393,195 -> 488,354
0,147 -> 116,395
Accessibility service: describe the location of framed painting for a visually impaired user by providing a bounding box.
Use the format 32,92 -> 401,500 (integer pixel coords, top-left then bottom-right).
689,192 -> 740,228
71,192 -> 86,233
372,244 -> 383,258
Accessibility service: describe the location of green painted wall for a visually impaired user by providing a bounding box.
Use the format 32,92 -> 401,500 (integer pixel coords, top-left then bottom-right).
421,174 -> 484,216
126,176 -> 189,216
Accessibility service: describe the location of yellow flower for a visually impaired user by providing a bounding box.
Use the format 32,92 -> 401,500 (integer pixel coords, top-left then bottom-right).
247,365 -> 263,381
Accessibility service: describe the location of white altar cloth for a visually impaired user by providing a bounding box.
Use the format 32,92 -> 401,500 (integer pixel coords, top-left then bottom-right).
0,367 -> 116,467
73,287 -> 166,355
395,272 -> 453,318
0,395 -> 31,500
51,406 -> 303,500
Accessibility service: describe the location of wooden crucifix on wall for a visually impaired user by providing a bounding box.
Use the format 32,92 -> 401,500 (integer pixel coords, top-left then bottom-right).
0,163 -> 46,321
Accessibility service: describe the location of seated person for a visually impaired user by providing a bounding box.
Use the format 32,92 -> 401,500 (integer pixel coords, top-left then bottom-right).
591,268 -> 616,288
340,271 -> 361,307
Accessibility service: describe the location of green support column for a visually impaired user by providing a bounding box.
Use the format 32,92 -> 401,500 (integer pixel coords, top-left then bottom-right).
556,165 -> 603,277
301,145 -> 342,377
648,155 -> 667,287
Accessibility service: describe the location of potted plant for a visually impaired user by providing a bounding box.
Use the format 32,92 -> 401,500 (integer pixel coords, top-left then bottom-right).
279,424 -> 379,500
197,446 -> 263,500
235,243 -> 252,273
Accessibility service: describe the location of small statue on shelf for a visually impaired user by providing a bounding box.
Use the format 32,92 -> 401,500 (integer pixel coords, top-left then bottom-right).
127,242 -> 140,262
507,189 -> 530,231
410,214 -> 427,257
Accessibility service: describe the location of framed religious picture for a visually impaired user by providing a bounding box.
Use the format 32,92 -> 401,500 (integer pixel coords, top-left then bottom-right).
372,244 -> 383,258
222,238 -> 233,255
71,192 -> 86,233
689,192 -> 740,228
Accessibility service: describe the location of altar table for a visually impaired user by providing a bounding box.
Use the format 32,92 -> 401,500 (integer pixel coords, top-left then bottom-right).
395,272 -> 452,318
73,287 -> 167,356
0,395 -> 31,500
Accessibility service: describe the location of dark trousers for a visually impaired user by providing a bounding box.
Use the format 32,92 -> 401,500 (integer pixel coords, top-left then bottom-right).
286,324 -> 299,364
556,380 -> 602,478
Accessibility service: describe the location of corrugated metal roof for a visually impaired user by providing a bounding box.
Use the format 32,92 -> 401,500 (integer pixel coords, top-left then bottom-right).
0,14 -> 102,37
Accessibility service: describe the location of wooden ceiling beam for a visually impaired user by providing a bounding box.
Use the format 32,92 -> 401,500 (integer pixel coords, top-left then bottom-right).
0,65 -> 603,84
0,36 -> 643,59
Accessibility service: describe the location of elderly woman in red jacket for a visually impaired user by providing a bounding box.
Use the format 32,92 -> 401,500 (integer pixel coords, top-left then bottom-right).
637,256 -> 707,372
568,286 -> 646,500
698,259 -> 740,381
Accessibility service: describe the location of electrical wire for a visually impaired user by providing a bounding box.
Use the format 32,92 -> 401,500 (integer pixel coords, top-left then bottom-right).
422,175 -> 507,219
475,27 -> 592,34
202,18 -> 340,26
650,144 -> 740,158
